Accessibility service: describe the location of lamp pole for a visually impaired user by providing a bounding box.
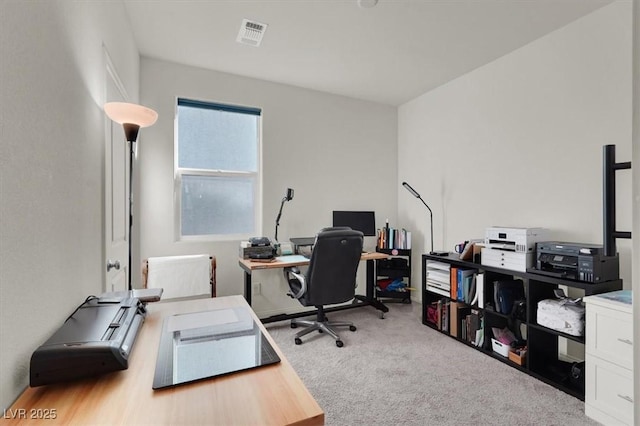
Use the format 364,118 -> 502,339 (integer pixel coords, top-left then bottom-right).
128,140 -> 135,290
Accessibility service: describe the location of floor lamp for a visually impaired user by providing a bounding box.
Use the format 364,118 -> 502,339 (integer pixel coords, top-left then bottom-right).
104,102 -> 158,290
402,181 -> 448,256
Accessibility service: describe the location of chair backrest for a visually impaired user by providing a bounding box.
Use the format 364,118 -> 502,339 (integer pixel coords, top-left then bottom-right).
305,228 -> 364,306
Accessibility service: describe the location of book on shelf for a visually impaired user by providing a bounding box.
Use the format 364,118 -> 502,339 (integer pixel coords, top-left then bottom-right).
449,301 -> 459,338
472,272 -> 485,308
457,268 -> 474,301
464,309 -> 482,346
450,266 -> 458,300
377,226 -> 412,250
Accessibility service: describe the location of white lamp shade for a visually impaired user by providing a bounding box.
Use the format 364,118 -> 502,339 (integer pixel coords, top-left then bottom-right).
104,102 -> 158,127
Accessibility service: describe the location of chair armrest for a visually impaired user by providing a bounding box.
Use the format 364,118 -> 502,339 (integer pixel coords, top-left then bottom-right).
284,267 -> 306,299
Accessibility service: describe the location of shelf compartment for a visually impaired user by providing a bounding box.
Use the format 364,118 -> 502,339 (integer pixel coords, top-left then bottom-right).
528,323 -> 585,344
376,290 -> 411,303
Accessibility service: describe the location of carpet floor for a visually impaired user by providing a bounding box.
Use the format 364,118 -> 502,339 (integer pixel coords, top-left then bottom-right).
265,302 -> 600,426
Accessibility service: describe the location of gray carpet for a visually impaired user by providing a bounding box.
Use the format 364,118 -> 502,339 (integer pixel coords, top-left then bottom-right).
265,302 -> 600,426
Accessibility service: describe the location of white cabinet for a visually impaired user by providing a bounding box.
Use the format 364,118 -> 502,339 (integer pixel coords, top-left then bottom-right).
584,291 -> 633,426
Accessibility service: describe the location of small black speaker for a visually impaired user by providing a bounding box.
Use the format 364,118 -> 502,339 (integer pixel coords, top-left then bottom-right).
570,361 -> 585,392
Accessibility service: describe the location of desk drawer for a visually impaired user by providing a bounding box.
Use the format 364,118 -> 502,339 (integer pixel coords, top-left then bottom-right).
586,305 -> 633,369
586,354 -> 634,425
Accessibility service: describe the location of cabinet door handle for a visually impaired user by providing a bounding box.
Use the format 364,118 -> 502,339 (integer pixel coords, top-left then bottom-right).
617,394 -> 634,403
617,338 -> 633,345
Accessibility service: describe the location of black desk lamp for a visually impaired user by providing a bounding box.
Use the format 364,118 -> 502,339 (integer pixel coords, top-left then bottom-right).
275,188 -> 294,242
402,182 -> 448,256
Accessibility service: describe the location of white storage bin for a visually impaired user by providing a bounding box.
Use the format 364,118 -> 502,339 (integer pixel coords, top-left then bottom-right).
491,338 -> 510,357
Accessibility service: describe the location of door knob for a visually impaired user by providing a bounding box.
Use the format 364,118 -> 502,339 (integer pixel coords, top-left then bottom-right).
106,259 -> 121,272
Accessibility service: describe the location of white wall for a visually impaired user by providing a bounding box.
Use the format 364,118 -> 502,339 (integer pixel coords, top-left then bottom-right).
0,1 -> 139,410
398,2 -> 634,290
138,57 -> 398,316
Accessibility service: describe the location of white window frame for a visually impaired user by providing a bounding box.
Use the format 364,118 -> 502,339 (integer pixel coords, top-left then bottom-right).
174,97 -> 262,242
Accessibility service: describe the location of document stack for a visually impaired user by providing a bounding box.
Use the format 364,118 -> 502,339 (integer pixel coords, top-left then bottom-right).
425,261 -> 450,297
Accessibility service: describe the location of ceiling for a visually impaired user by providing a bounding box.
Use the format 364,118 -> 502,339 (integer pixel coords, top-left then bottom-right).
123,0 -> 612,106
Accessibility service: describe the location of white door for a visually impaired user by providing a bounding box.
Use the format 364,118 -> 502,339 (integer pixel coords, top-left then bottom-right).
104,54 -> 129,292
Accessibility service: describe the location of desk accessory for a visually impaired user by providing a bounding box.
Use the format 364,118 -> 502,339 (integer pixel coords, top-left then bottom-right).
152,306 -> 280,389
30,296 -> 146,386
401,181 -> 447,256
274,188 -> 294,242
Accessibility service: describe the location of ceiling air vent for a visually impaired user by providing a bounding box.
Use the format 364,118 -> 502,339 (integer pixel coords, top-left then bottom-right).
236,19 -> 268,47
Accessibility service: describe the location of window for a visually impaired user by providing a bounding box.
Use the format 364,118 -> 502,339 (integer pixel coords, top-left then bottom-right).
176,98 -> 261,239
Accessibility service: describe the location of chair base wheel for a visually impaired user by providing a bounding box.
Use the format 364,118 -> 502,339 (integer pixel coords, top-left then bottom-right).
291,323 -> 297,329
295,338 -> 302,345
349,325 -> 357,332
336,340 -> 344,348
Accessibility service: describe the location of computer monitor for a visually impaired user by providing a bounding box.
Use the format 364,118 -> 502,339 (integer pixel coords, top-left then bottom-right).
332,211 -> 376,236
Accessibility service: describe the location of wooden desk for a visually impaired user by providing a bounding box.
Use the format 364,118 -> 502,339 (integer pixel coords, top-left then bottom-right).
239,252 -> 390,323
3,296 -> 323,425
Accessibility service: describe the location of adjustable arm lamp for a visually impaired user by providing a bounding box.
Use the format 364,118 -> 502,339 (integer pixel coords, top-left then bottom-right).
274,188 -> 294,242
402,182 -> 448,256
104,102 -> 158,290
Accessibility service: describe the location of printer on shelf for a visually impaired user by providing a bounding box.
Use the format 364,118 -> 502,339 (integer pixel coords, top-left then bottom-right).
481,227 -> 549,272
529,241 -> 619,283
30,296 -> 146,387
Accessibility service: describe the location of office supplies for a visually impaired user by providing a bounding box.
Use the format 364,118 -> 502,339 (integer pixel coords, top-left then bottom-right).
484,226 -> 548,253
482,226 -> 548,272
153,305 -> 281,389
332,210 -> 376,236
530,241 -> 619,283
290,236 -> 315,246
240,241 -> 276,259
30,296 -> 145,387
249,236 -> 272,246
274,188 -> 294,242
11,296 -> 324,425
401,181 -> 447,255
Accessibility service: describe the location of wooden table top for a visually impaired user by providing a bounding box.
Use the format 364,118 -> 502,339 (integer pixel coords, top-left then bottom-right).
239,251 -> 388,272
3,296 -> 324,425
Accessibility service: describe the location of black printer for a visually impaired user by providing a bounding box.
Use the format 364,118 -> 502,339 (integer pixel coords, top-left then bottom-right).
30,296 -> 146,387
530,241 -> 619,283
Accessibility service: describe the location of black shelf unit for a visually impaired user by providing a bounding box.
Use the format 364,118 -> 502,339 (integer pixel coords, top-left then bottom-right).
421,253 -> 622,401
375,248 -> 411,304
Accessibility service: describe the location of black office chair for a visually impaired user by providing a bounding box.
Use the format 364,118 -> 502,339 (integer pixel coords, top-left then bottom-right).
284,227 -> 364,347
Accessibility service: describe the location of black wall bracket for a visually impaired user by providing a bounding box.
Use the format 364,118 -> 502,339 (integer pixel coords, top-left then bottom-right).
603,144 -> 632,257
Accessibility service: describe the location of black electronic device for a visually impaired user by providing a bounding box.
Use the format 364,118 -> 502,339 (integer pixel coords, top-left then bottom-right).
249,252 -> 274,260
249,236 -> 271,247
332,211 -> 376,236
30,297 -> 145,387
530,241 -> 619,283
